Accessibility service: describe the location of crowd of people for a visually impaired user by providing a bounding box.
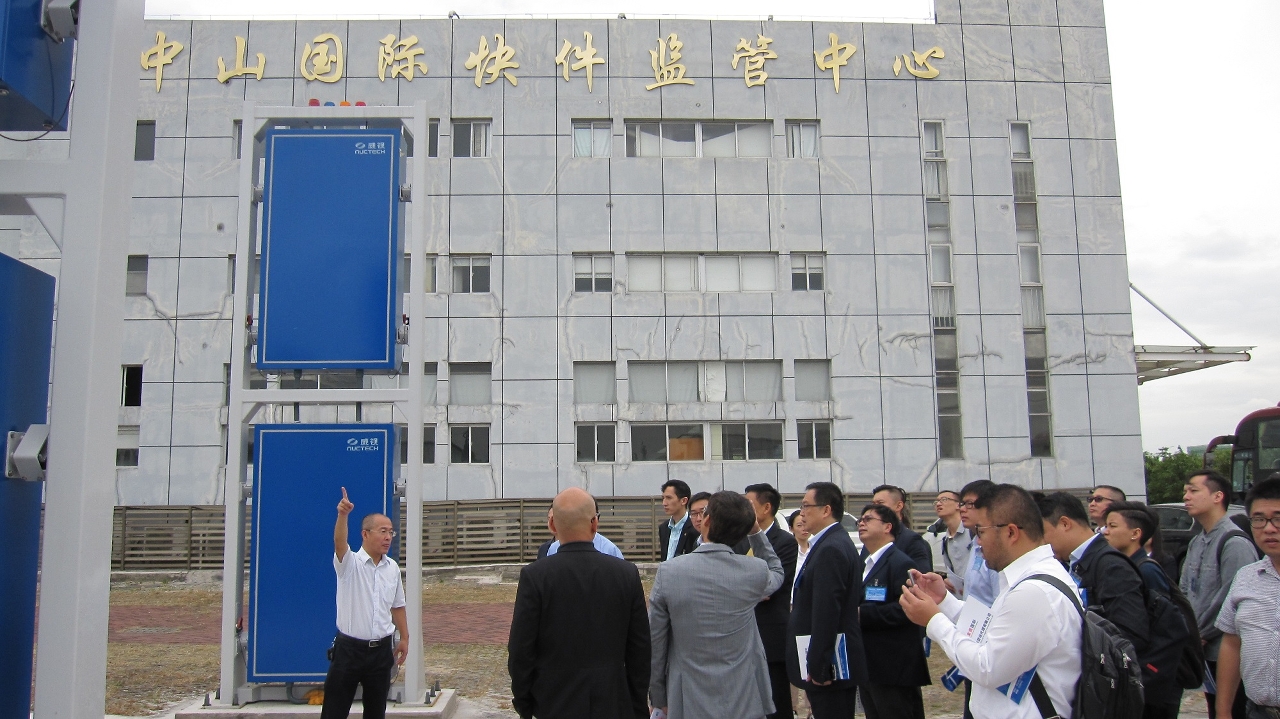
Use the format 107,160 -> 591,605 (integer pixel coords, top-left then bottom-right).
503,473 -> 1280,719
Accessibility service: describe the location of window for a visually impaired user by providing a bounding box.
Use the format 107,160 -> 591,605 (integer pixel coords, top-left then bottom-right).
922,121 -> 944,159
631,423 -> 703,462
1011,123 -> 1031,159
428,119 -> 440,158
125,255 -> 148,296
116,426 -> 140,467
724,361 -> 783,402
451,255 -> 491,293
705,255 -> 775,292
797,420 -> 832,459
398,425 -> 436,464
1019,245 -> 1045,329
573,121 -> 612,158
929,245 -> 955,329
450,425 -> 490,463
574,362 -> 616,404
1024,330 -> 1052,457
785,121 -> 818,158
794,360 -> 831,401
791,253 -> 824,291
628,361 -> 700,403
627,254 -> 777,293
452,120 -> 491,158
929,244 -> 953,285
134,121 -> 156,161
402,254 -> 438,293
574,254 -> 613,292
232,119 -> 243,159
448,363 -> 491,405
711,422 -> 783,460
625,121 -> 771,158
576,423 -> 616,462
934,329 -> 962,459
424,362 -> 438,404
121,365 -> 143,406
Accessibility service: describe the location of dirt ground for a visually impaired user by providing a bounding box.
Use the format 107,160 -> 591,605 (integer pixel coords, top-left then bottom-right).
104,578 -> 1211,718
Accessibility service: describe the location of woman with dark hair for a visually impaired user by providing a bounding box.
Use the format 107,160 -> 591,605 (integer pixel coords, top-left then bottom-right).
1103,501 -> 1172,595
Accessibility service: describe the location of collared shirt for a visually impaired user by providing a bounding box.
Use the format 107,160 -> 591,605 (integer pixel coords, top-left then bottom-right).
927,545 -> 1083,719
1215,559 -> 1280,707
1069,532 -> 1100,571
862,542 -> 892,581
333,547 -> 406,641
965,544 -> 1002,607
793,520 -> 839,595
1180,514 -> 1261,660
546,532 -> 625,559
666,513 -> 688,560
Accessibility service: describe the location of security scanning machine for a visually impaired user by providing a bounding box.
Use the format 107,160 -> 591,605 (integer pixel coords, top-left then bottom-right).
218,103 -> 433,706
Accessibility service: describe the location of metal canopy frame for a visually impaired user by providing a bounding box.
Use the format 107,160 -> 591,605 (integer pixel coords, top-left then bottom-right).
1129,283 -> 1253,384
220,102 -> 430,706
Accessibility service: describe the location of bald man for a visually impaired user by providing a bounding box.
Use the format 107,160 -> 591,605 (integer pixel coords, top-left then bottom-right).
508,488 -> 651,719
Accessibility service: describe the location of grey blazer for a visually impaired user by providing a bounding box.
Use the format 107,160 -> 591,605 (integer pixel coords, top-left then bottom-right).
649,532 -> 785,719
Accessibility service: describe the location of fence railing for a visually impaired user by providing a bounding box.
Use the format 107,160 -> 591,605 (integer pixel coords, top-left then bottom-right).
109,488 -> 1092,570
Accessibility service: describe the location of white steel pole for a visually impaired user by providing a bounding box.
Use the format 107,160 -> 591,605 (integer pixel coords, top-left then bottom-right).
401,101 -> 429,704
31,0 -> 145,717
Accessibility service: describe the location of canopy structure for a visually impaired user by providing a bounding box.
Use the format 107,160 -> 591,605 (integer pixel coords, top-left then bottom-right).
1134,345 -> 1253,384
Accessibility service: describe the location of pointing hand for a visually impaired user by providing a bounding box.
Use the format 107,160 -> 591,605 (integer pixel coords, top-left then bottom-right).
337,487 -> 354,516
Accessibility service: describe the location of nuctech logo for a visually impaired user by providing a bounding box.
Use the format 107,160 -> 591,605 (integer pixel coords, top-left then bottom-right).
354,140 -> 388,155
346,436 -> 381,452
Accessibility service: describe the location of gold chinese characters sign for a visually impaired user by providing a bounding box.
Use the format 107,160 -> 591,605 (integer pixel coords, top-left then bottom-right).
140,27 -> 947,92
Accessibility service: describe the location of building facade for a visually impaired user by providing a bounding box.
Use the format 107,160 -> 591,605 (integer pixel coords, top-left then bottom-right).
0,0 -> 1145,504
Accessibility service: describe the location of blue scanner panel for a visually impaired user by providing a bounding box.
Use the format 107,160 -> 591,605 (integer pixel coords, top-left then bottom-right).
248,424 -> 399,682
257,129 -> 402,370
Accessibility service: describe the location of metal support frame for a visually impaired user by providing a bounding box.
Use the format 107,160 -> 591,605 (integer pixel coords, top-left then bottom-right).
219,102 -> 429,706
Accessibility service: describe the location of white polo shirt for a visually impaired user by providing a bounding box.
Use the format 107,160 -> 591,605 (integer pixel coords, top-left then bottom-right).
333,547 -> 406,641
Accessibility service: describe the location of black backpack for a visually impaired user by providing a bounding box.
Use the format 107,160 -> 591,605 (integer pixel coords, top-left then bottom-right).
1216,526 -> 1262,565
1132,556 -> 1201,690
1025,574 -> 1145,719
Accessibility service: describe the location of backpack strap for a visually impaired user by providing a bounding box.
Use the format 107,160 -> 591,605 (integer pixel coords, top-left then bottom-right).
1215,529 -> 1261,566
1018,574 -> 1083,719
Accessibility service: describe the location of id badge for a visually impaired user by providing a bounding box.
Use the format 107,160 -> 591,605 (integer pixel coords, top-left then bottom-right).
865,585 -> 887,602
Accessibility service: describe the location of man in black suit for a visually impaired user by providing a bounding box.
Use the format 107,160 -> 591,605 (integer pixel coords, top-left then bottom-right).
871,484 -> 933,572
787,481 -> 870,719
856,504 -> 929,719
657,480 -> 699,561
1035,491 -> 1149,653
745,483 -> 799,719
508,488 -> 650,719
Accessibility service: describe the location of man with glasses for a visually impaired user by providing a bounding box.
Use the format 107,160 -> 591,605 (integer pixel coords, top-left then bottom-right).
1214,475 -> 1280,719
924,490 -> 972,597
1087,485 -> 1127,528
688,491 -> 712,545
958,480 -> 1000,607
787,482 -> 870,719
322,487 -> 409,719
901,484 -> 1082,719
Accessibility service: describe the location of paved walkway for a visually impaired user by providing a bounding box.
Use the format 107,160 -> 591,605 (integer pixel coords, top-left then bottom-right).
109,604 -> 514,645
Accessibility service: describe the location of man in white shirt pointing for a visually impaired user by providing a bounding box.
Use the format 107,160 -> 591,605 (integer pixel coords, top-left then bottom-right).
322,487 -> 409,719
900,484 -> 1082,719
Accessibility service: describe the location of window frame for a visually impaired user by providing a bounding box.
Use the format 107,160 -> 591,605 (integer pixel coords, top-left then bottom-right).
451,255 -> 492,294
572,120 -> 612,158
573,253 -> 614,293
627,253 -> 778,294
630,422 -> 705,462
575,423 -> 617,463
625,120 -> 773,158
452,119 -> 492,158
125,255 -> 149,296
449,424 -> 491,464
790,252 -> 825,291
116,425 -> 140,467
797,420 -> 833,460
710,421 -> 784,461
784,121 -> 819,159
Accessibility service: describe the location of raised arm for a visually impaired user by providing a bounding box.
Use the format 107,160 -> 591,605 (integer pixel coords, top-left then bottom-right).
335,487 -> 354,560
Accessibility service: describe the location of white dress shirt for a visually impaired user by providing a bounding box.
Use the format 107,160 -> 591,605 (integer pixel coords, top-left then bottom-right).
333,547 -> 406,641
862,542 -> 892,581
926,544 -> 1083,719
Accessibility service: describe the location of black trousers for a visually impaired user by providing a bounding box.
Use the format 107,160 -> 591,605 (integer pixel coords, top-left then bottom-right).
1206,660 -> 1248,719
860,683 -> 925,719
805,686 -> 858,719
765,660 -> 792,719
320,634 -> 395,719
1144,701 -> 1182,719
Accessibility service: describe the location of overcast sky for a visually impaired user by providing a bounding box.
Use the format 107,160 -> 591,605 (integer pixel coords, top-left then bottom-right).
146,0 -> 1280,452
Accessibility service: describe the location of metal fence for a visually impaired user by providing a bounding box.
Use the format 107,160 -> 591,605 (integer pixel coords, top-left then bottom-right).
109,488 -> 1093,570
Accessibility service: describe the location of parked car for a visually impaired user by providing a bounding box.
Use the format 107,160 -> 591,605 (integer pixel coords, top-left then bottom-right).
1149,503 -> 1247,585
778,507 -> 863,550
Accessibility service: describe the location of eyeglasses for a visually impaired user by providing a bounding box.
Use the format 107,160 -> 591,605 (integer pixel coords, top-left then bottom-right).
1249,515 -> 1280,530
799,502 -> 827,510
690,508 -> 707,518
972,523 -> 1013,536
934,497 -> 958,505
367,529 -> 397,537
958,500 -> 976,509
1087,496 -> 1111,504
857,515 -> 883,525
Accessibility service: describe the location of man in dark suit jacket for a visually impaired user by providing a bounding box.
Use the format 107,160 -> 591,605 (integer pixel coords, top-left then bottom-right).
787,482 -> 870,719
856,504 -> 930,719
1036,492 -> 1149,652
657,480 -> 699,561
871,484 -> 933,572
508,488 -> 650,719
745,483 -> 799,719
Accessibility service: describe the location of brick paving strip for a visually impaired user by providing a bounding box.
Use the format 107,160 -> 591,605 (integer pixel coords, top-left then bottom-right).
108,603 -> 514,645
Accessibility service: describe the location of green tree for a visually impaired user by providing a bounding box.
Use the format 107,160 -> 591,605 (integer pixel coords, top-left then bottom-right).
1144,446 -> 1231,503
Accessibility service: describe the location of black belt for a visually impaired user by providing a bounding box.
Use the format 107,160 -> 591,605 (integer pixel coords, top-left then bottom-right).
335,631 -> 394,648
